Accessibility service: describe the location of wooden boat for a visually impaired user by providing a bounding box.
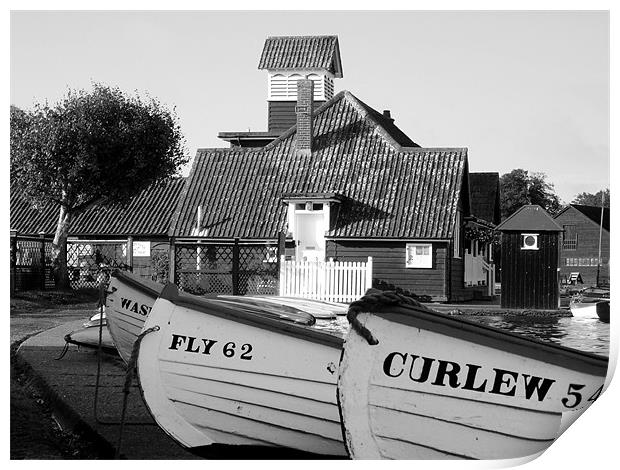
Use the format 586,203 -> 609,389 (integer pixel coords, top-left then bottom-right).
337,291 -> 608,460
106,270 -> 165,363
64,324 -> 117,353
107,270 -> 345,363
136,283 -> 348,458
570,299 -> 600,319
220,295 -> 346,319
570,287 -> 610,320
596,300 -> 610,323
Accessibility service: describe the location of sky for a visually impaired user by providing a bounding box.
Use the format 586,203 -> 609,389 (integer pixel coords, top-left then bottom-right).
10,10 -> 609,204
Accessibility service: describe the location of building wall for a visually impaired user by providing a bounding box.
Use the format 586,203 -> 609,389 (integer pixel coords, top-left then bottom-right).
326,240 -> 449,301
501,231 -> 560,309
554,208 -> 610,287
267,100 -> 325,134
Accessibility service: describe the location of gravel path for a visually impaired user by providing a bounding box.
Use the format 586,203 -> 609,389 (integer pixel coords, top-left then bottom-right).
10,292 -> 105,459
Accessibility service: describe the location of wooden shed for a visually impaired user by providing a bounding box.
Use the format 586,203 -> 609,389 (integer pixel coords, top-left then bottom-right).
496,205 -> 562,310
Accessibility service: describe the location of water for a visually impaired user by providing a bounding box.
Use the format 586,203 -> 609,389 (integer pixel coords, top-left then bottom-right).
315,313 -> 610,358
466,314 -> 610,357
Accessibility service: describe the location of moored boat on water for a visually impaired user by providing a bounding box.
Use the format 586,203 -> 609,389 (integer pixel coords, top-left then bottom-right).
136,283 -> 348,458
337,290 -> 608,460
596,300 -> 610,323
569,286 -> 610,320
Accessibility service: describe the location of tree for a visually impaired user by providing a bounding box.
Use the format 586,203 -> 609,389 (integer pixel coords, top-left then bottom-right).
500,169 -> 561,220
10,84 -> 188,289
572,188 -> 610,208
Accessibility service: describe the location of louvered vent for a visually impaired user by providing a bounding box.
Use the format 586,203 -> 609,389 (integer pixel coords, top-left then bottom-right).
269,72 -> 333,101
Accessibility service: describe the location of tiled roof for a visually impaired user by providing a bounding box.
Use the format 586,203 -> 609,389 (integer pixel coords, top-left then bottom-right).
555,204 -> 610,232
496,205 -> 562,232
469,172 -> 500,225
258,35 -> 343,77
171,90 -> 468,240
11,178 -> 186,237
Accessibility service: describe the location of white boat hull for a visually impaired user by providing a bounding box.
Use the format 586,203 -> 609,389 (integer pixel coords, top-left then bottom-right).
106,271 -> 346,364
65,324 -> 116,352
106,271 -> 163,363
570,301 -> 600,319
137,285 -> 347,457
338,299 -> 608,460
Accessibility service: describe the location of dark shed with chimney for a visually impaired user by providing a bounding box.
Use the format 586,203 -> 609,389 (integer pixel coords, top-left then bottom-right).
496,205 -> 562,309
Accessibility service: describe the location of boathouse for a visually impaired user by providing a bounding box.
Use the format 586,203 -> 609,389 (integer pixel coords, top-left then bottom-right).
496,205 -> 562,310
553,204 -> 610,287
10,178 -> 184,289
170,35 -> 498,302
10,35 -> 501,302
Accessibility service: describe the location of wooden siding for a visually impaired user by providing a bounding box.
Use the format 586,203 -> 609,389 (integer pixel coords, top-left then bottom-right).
268,100 -> 325,134
554,207 -> 610,286
268,101 -> 296,134
450,256 -> 473,302
501,232 -> 560,310
326,240 -> 449,302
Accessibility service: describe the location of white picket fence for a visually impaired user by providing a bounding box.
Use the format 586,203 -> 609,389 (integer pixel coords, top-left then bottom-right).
279,256 -> 373,303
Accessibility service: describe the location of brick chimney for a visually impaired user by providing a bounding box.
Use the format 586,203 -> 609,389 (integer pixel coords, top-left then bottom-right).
383,109 -> 394,124
295,79 -> 314,156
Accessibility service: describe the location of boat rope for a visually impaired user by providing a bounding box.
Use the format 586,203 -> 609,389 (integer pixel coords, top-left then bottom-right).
93,301 -> 110,425
347,289 -> 425,346
54,341 -> 70,360
115,324 -> 160,459
93,280 -> 151,427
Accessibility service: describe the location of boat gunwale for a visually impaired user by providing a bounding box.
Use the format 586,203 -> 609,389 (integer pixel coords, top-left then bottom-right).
159,284 -> 344,349
110,269 -> 164,298
367,305 -> 608,376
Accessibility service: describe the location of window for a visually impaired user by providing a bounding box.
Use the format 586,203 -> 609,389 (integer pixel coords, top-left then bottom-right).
563,225 -> 577,250
521,233 -> 539,250
406,243 -> 433,268
294,202 -> 323,212
565,257 -> 600,267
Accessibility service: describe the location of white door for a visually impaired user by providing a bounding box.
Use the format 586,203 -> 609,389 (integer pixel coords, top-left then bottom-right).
295,212 -> 325,261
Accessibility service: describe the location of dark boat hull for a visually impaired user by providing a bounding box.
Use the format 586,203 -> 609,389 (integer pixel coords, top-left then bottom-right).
596,300 -> 610,323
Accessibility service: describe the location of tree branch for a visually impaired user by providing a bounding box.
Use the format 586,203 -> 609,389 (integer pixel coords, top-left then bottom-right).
71,196 -> 105,213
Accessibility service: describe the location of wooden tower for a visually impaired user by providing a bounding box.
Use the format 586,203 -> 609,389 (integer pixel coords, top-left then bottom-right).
258,35 -> 343,134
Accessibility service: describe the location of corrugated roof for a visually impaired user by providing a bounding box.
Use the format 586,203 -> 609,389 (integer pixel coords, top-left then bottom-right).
496,205 -> 562,232
171,90 -> 468,240
258,35 -> 343,77
469,172 -> 500,225
570,204 -> 610,232
11,178 -> 186,237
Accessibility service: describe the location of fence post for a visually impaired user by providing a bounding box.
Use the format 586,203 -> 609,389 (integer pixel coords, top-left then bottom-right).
10,230 -> 17,294
279,255 -> 285,296
168,238 -> 176,284
366,257 -> 373,292
277,231 -> 286,294
127,236 -> 134,272
232,238 -> 240,295
39,232 -> 46,290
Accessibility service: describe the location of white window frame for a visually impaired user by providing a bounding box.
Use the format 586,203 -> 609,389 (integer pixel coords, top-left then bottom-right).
521,233 -> 539,250
406,243 -> 433,269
